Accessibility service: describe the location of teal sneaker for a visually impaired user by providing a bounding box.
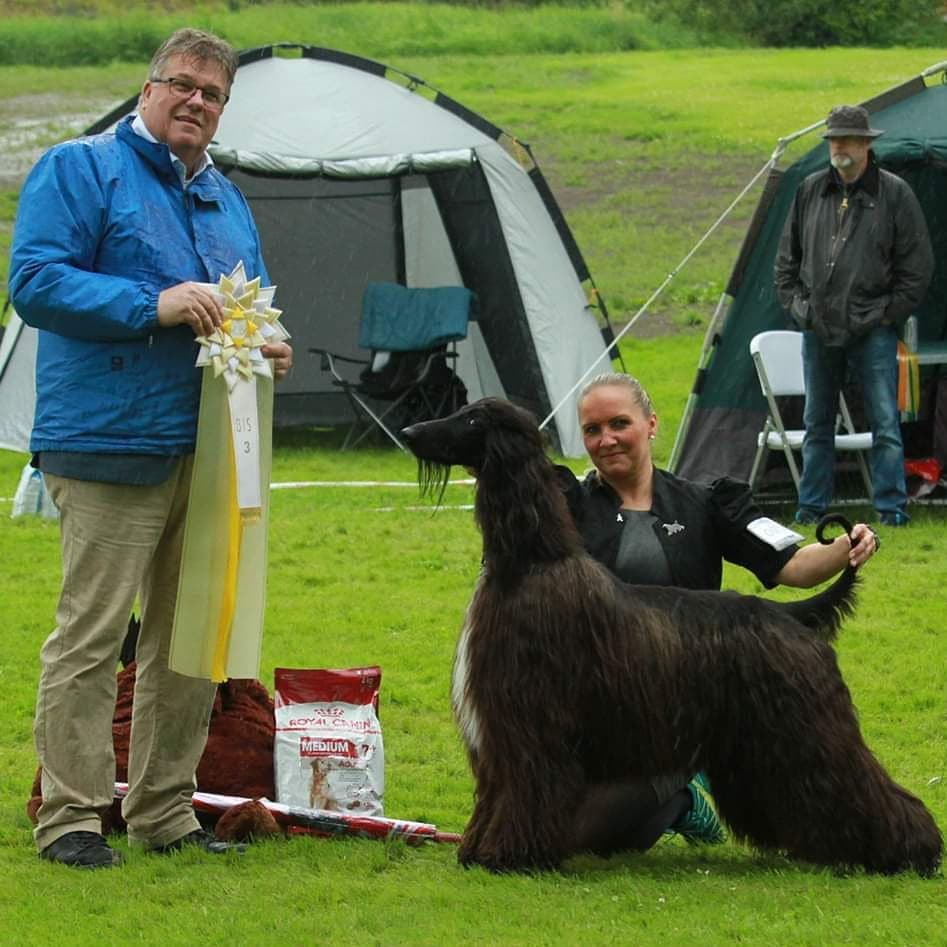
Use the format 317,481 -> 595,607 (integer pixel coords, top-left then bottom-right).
672,772 -> 727,845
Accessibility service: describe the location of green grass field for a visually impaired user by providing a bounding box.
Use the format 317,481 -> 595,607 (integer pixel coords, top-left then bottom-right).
1,333 -> 944,945
0,8 -> 945,944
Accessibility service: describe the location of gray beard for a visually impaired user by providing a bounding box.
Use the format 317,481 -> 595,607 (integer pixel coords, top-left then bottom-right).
830,154 -> 854,171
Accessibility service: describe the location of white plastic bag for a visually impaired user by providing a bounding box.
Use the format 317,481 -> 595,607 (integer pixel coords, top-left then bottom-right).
11,464 -> 58,519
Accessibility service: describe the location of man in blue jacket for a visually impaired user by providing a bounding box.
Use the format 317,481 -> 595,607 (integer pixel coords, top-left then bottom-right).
10,28 -> 293,869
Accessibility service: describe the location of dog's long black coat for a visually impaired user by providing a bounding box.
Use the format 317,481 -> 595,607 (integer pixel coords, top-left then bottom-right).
402,398 -> 942,876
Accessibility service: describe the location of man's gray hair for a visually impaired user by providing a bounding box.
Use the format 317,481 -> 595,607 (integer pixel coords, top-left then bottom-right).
149,28 -> 239,88
578,373 -> 655,418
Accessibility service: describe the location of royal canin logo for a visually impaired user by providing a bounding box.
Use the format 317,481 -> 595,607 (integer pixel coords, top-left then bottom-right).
300,737 -> 358,758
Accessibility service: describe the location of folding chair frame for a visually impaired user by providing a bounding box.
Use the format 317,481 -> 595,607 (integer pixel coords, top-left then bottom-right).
748,331 -> 873,499
309,347 -> 463,451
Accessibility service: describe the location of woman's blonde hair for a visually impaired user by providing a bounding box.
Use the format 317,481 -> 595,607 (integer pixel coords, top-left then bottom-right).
578,373 -> 655,418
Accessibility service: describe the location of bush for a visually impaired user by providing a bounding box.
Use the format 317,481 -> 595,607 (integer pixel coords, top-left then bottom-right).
0,15 -> 181,66
0,4 -> 707,67
643,0 -> 943,46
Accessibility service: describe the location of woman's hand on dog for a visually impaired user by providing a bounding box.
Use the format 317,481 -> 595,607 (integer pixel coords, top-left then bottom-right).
847,523 -> 880,569
777,521 -> 878,587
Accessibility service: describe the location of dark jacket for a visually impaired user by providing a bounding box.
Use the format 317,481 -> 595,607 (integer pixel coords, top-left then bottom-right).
556,465 -> 796,591
774,155 -> 933,347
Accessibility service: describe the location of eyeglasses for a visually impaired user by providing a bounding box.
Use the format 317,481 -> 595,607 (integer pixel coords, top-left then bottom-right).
151,76 -> 230,111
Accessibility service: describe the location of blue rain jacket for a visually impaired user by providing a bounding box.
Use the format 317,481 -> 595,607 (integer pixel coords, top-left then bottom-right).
9,116 -> 268,455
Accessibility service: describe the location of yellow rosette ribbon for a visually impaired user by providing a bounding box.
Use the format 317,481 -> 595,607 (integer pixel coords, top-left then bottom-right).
169,262 -> 290,683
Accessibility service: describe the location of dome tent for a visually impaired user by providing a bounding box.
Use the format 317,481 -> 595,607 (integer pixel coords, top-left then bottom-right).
670,62 -> 947,487
57,42 -> 614,457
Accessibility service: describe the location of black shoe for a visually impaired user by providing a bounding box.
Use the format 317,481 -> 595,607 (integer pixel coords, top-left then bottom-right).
152,829 -> 247,855
39,831 -> 123,869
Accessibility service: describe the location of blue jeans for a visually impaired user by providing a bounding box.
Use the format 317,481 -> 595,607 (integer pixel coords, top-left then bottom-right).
799,327 -> 907,518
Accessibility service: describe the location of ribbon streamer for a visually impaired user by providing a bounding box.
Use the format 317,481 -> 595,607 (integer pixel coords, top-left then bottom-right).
169,262 -> 289,682
209,435 -> 243,683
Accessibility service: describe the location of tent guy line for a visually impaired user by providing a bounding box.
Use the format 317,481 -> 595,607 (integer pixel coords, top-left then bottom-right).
539,144 -> 785,437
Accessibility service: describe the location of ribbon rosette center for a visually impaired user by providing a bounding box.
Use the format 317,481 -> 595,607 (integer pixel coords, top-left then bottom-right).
196,262 -> 288,390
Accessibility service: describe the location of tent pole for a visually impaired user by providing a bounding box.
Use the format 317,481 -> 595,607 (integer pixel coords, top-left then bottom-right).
539,150 -> 784,437
667,290 -> 731,472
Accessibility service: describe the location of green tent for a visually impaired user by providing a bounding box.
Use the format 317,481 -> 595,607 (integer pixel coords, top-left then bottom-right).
670,62 -> 947,490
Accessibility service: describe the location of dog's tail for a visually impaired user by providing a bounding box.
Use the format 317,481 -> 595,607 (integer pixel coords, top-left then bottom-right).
775,514 -> 859,642
777,566 -> 858,641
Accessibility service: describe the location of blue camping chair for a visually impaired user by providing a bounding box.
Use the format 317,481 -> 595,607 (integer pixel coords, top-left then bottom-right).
310,282 -> 474,450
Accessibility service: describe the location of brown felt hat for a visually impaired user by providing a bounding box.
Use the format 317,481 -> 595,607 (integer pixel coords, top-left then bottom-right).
821,105 -> 883,139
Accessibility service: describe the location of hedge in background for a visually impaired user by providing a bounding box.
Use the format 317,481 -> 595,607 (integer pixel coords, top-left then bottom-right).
1,0 -> 944,68
645,0 -> 942,47
0,4 -> 705,67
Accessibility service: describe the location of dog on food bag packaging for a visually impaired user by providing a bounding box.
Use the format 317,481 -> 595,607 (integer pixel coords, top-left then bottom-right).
274,667 -> 384,815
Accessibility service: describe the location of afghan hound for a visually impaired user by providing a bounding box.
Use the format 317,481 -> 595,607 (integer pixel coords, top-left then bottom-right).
400,397 -> 942,876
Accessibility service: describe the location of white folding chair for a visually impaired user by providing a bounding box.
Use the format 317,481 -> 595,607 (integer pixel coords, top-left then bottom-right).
748,330 -> 873,497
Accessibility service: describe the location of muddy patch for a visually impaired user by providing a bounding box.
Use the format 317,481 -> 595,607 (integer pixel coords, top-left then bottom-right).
543,153 -> 765,223
0,93 -> 126,188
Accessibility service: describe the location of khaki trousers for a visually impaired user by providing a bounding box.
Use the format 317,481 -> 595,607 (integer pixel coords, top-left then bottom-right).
35,459 -> 218,850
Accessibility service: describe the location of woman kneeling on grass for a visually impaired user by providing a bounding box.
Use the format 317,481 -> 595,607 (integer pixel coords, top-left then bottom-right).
557,372 -> 879,852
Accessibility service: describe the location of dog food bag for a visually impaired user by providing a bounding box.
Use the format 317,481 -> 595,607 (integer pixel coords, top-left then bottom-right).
274,667 -> 384,816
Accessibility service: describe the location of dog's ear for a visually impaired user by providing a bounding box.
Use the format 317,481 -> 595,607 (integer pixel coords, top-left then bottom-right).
480,405 -> 545,475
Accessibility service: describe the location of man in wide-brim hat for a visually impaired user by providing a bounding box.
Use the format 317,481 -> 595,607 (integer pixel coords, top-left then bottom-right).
775,103 -> 933,528
820,104 -> 883,182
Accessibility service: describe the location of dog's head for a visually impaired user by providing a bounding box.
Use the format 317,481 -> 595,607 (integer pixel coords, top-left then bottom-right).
401,398 -> 545,497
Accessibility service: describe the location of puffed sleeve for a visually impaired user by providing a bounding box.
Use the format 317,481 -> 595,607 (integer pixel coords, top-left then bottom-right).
708,477 -> 798,588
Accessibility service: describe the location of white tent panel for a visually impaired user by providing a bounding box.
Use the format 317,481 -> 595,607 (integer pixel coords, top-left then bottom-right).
455,325 -> 505,405
401,182 -> 503,405
219,57 -> 496,160
0,313 -> 36,453
401,181 -> 463,287
478,144 -> 606,455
